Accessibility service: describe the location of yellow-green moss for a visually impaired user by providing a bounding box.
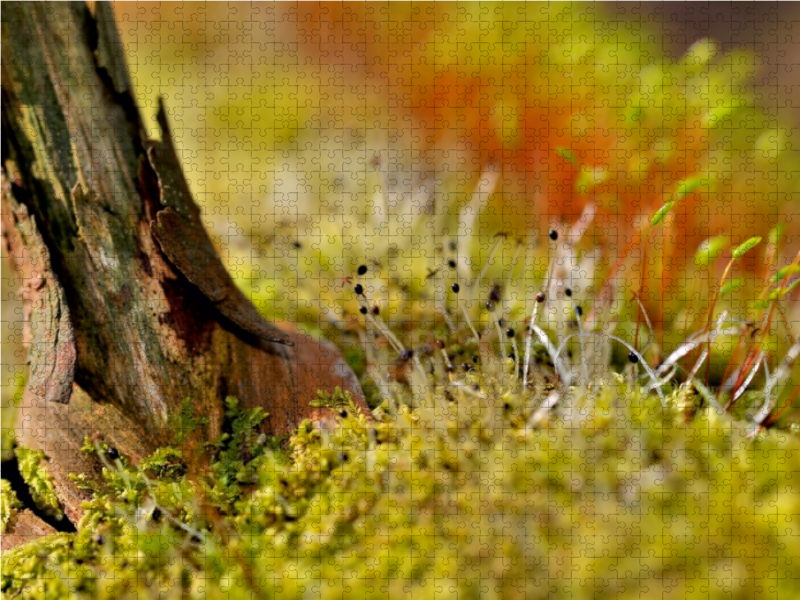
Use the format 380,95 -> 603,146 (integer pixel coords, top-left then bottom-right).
1,479 -> 22,533
308,386 -> 358,409
13,447 -> 63,522
3,379 -> 800,600
167,397 -> 211,446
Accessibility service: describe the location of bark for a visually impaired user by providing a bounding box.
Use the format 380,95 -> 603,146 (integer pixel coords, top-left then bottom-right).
1,1 -> 367,532
1,510 -> 58,553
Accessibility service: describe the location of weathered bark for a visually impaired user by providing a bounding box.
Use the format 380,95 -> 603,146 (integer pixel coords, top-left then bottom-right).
1,510 -> 58,553
1,1 -> 367,532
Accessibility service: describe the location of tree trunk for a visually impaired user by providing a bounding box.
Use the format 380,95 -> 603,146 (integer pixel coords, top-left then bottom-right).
1,1 -> 367,534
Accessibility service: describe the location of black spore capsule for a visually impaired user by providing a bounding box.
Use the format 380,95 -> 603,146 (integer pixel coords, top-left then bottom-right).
354,283 -> 364,295
506,328 -> 515,338
549,229 -> 558,241
535,292 -> 545,303
359,306 -> 368,315
357,265 -> 368,275
628,351 -> 639,364
451,283 -> 460,293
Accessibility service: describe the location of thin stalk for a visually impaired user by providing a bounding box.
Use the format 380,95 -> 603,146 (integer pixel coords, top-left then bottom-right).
567,295 -> 589,389
728,351 -> 763,407
753,338 -> 800,425
761,383 -> 800,428
716,323 -> 752,406
474,234 -> 506,293
505,239 -> 524,292
748,250 -> 800,370
523,238 -> 558,388
701,255 -> 736,384
553,332 -> 665,404
491,311 -> 509,363
456,296 -> 481,343
630,291 -> 655,354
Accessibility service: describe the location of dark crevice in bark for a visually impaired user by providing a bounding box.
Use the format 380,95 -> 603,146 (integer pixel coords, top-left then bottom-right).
81,3 -> 147,161
157,276 -> 216,358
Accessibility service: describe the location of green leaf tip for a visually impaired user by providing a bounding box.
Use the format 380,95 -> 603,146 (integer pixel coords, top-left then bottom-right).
674,175 -> 709,201
651,201 -> 675,226
771,264 -> 800,283
732,237 -> 762,260
694,235 -> 728,268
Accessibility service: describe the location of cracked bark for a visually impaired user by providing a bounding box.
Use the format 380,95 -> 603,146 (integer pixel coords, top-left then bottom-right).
1,1 -> 367,543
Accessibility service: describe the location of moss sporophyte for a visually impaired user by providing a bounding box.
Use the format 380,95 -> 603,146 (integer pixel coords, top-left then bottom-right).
5,146 -> 799,597
4,20 -> 800,600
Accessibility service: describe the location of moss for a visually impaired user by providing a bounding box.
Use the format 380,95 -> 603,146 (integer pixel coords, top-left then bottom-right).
1,479 -> 22,532
13,447 -> 63,522
3,16 -> 799,597
139,447 -> 185,479
4,374 -> 800,599
205,397 -> 271,510
167,397 -> 210,446
308,386 -> 356,409
1,533 -> 99,599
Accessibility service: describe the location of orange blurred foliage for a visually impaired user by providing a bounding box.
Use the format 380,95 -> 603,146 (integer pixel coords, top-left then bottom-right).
112,2 -> 799,329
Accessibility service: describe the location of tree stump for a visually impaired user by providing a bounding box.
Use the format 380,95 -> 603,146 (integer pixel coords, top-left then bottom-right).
1,1 -> 368,535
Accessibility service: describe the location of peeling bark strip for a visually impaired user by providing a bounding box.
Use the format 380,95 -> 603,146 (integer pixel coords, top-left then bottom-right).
1,181 -> 76,405
146,101 -> 294,348
1,1 -> 368,535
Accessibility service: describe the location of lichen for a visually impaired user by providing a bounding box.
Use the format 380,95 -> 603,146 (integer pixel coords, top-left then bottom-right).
13,447 -> 63,521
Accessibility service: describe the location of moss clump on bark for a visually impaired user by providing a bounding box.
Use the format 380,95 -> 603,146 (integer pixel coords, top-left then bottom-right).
13,448 -> 63,522
0,479 -> 22,533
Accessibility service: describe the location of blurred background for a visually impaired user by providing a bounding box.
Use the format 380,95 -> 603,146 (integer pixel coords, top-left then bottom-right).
3,2 -> 800,445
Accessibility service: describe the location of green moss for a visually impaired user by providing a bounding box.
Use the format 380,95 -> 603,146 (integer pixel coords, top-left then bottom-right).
1,479 -> 22,533
167,397 -> 210,446
139,447 -> 185,479
3,18 -> 799,597
205,397 -> 271,509
4,376 -> 800,599
308,386 -> 356,409
1,533 -> 99,599
13,447 -> 63,522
